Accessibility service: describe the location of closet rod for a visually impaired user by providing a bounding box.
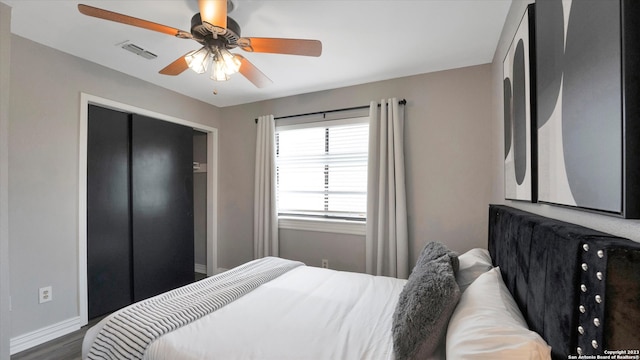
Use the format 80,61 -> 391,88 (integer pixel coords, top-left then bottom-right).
254,98 -> 406,123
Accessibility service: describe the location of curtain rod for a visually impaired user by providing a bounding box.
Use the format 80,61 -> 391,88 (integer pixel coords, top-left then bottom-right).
254,99 -> 406,123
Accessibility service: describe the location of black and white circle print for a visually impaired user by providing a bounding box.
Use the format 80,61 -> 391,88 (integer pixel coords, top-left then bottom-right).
503,6 -> 532,202
513,39 -> 527,186
536,0 -> 622,212
504,78 -> 512,161
535,0 -> 563,129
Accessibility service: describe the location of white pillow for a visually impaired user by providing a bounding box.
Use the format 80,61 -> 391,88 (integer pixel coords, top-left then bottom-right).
446,267 -> 551,359
456,248 -> 493,292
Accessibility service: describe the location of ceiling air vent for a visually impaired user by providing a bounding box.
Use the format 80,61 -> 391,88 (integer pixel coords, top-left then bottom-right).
120,41 -> 157,60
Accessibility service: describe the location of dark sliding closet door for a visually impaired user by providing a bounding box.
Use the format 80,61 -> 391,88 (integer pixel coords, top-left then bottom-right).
88,106 -> 195,318
131,114 -> 194,301
87,105 -> 132,319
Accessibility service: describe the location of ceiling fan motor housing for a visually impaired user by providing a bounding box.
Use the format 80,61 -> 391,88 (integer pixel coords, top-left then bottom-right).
190,13 -> 241,49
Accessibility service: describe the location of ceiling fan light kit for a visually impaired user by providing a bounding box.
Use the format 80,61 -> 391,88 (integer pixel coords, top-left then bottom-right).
77,0 -> 322,91
184,47 -> 209,74
184,46 -> 241,81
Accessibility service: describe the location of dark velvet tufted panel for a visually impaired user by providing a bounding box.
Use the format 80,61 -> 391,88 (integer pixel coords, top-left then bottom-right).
488,205 -> 640,359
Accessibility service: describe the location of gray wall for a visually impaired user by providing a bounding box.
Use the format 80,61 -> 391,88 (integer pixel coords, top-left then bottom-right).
490,0 -> 640,242
8,34 -> 220,338
1,3 -> 11,360
218,64 -> 494,271
280,229 -> 366,272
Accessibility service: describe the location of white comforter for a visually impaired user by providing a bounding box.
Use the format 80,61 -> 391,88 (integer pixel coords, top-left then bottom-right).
84,264 -> 407,360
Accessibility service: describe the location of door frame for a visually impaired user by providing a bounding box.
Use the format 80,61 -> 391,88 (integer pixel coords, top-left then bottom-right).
78,93 -> 219,326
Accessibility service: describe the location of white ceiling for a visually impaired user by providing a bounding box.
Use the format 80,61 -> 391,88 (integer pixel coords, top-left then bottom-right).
2,0 -> 511,108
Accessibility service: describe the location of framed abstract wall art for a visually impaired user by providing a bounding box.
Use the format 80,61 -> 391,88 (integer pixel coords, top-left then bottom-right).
535,0 -> 640,218
503,4 -> 536,202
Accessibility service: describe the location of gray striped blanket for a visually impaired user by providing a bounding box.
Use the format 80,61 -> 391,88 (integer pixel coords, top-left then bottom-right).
87,256 -> 303,360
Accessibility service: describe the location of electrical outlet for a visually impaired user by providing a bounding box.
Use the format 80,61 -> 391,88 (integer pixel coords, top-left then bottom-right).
39,286 -> 52,304
321,259 -> 329,268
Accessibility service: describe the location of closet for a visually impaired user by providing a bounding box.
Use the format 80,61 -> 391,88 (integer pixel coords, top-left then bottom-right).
87,104 -> 194,319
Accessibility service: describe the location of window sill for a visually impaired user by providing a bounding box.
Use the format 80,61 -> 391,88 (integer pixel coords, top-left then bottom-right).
278,216 -> 366,236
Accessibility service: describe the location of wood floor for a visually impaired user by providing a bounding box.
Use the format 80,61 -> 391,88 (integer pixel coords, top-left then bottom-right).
10,316 -> 103,360
11,272 -> 208,360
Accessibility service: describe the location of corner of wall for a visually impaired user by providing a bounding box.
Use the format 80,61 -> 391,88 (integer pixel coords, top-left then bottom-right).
0,3 -> 12,360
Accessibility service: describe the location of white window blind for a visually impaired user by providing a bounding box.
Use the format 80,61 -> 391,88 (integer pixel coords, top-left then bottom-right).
276,117 -> 369,220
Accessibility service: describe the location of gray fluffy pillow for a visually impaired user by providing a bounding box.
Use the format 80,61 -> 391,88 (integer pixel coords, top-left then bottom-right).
392,242 -> 461,360
415,241 -> 459,270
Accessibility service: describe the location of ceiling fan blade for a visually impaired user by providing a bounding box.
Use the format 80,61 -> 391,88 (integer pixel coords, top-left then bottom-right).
159,53 -> 191,76
78,4 -> 192,39
238,38 -> 322,57
199,0 -> 227,30
236,55 -> 273,88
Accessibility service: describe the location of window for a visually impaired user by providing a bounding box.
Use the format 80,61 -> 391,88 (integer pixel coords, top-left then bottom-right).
276,117 -> 369,221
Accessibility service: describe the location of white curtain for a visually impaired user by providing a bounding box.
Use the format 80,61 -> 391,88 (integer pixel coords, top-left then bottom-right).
365,98 -> 409,279
254,115 -> 278,258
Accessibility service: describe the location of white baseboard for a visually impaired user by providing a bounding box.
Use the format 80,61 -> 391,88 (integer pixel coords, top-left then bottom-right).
10,316 -> 82,355
195,263 -> 207,274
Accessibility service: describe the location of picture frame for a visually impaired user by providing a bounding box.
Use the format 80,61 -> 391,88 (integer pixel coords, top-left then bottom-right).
535,0 -> 640,218
503,4 -> 536,202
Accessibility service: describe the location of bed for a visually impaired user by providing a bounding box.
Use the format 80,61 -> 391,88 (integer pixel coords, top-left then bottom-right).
82,205 -> 640,359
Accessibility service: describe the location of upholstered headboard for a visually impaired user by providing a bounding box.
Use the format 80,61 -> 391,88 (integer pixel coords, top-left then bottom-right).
488,205 -> 640,359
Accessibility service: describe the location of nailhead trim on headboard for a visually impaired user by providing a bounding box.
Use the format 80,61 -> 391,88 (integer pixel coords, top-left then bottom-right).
488,205 -> 640,359
577,242 -> 606,355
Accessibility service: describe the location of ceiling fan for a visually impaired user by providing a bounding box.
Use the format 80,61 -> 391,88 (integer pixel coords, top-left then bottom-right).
78,0 -> 322,88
